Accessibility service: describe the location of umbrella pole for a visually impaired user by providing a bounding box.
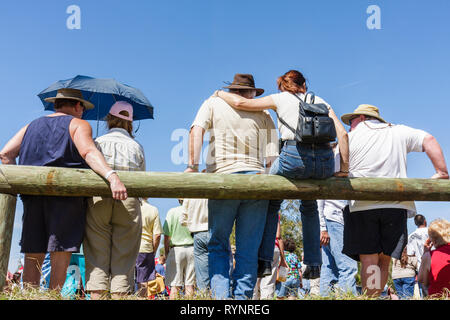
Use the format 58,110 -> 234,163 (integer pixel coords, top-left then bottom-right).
96,96 -> 100,138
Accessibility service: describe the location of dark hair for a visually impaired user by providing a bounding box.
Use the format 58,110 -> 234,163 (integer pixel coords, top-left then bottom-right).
414,214 -> 426,227
54,99 -> 79,110
277,70 -> 308,94
283,238 -> 296,253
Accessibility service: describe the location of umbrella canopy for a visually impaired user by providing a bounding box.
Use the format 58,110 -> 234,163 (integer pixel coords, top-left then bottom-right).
37,75 -> 154,121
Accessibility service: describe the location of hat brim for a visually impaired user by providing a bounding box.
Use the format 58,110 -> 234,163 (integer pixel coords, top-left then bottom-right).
44,97 -> 95,110
223,85 -> 264,97
341,112 -> 386,125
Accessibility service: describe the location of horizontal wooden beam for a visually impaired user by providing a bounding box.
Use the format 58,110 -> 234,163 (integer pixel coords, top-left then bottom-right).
0,165 -> 449,201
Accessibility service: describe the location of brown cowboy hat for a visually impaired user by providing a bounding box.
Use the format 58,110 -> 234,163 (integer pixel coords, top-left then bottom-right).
44,88 -> 95,110
223,74 -> 264,96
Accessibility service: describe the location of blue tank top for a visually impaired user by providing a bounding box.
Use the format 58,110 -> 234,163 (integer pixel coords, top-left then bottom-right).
19,115 -> 88,169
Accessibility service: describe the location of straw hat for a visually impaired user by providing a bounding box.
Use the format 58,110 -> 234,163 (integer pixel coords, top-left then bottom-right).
45,88 -> 94,110
341,104 -> 386,125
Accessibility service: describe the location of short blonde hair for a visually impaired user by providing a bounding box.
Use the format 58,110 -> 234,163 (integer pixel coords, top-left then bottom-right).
428,219 -> 450,248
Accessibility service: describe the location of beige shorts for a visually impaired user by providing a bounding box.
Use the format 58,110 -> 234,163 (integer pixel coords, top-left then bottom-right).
165,246 -> 196,287
84,197 -> 142,293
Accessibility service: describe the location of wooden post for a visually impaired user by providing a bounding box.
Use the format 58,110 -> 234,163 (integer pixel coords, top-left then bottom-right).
0,193 -> 17,291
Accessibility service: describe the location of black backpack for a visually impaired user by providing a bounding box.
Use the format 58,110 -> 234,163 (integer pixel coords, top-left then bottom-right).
277,92 -> 337,144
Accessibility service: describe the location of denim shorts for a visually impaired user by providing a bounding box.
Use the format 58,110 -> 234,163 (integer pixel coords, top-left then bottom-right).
276,277 -> 301,298
276,142 -> 334,180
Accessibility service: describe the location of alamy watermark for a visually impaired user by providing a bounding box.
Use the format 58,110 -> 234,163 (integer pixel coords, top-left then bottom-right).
366,5 -> 381,30
66,5 -> 81,30
170,128 -> 279,168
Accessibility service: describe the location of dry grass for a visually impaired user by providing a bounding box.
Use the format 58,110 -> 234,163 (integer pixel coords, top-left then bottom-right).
1,283 -> 448,301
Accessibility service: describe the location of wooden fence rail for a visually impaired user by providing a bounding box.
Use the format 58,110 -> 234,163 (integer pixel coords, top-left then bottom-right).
1,164 -> 449,290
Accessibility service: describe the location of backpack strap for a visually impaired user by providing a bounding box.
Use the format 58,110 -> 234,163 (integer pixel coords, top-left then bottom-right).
276,111 -> 297,137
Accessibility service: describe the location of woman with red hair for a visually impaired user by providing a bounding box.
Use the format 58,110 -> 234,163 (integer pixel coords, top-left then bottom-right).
217,70 -> 349,280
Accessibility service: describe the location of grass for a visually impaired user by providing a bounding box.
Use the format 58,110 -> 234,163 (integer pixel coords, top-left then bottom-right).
1,283 -> 448,300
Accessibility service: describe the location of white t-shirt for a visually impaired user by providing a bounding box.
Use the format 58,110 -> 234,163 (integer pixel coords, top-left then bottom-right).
318,148 -> 349,231
192,96 -> 279,174
407,227 -> 429,269
270,92 -> 331,141
348,120 -> 428,215
180,198 -> 208,233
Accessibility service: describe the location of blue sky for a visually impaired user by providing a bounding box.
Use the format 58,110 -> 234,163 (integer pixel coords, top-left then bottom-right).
1,0 -> 449,272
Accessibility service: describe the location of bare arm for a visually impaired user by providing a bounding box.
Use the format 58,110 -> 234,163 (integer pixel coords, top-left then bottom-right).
417,252 -> 431,287
217,91 -> 277,112
70,119 -> 127,200
164,235 -> 171,259
328,108 -> 349,175
277,221 -> 289,268
422,134 -> 449,179
185,125 -> 205,173
153,233 -> 161,255
0,125 -> 28,164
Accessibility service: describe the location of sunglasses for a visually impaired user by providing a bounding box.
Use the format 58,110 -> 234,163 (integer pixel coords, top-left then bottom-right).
349,116 -> 359,126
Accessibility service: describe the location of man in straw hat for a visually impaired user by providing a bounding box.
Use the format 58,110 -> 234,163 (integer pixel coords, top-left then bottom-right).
0,88 -> 128,292
185,74 -> 279,299
340,104 -> 448,297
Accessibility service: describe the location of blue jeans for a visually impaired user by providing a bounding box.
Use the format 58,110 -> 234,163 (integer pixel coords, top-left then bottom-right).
208,171 -> 269,300
259,142 -> 334,265
319,219 -> 358,296
193,231 -> 210,291
393,277 -> 416,299
276,277 -> 301,298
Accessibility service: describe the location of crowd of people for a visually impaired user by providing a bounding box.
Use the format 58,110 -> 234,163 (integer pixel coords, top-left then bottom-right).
1,71 -> 449,300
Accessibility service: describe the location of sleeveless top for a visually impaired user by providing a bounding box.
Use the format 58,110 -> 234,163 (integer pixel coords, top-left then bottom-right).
428,243 -> 450,296
19,115 -> 88,169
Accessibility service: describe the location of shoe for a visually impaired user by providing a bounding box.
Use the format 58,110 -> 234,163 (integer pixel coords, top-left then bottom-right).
257,260 -> 272,278
302,265 -> 320,280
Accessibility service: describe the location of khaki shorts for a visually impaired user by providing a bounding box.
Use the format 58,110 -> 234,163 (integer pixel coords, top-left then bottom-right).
84,197 -> 142,293
165,246 -> 195,287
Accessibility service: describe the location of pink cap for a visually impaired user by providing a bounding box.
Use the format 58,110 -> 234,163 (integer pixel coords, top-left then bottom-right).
109,101 -> 133,121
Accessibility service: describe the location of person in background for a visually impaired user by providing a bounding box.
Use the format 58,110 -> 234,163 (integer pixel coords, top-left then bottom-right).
418,218 -> 450,298
407,214 -> 429,297
391,246 -> 418,299
155,254 -> 168,297
180,198 -> 210,293
341,104 -> 448,297
136,198 -> 163,297
253,218 -> 287,300
0,88 -> 127,292
275,238 -> 302,300
83,101 -> 145,300
318,143 -> 358,297
155,254 -> 166,278
408,214 -> 429,269
163,200 -> 195,300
